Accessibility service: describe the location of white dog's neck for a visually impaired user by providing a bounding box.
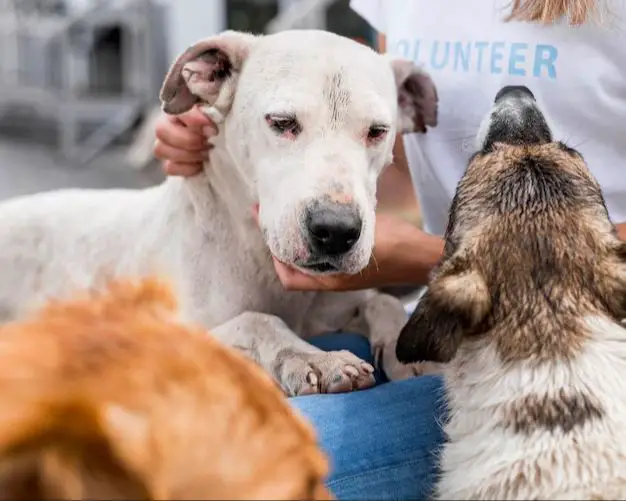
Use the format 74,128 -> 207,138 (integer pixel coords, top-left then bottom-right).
181,129 -> 258,239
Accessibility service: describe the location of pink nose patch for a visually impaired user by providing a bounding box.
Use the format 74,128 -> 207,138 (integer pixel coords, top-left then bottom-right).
329,192 -> 354,205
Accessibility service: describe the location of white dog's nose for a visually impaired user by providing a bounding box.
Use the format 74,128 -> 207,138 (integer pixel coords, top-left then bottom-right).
304,204 -> 362,257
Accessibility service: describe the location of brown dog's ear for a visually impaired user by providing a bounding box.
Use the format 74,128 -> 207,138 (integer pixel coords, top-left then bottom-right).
160,31 -> 257,117
396,268 -> 491,364
389,58 -> 438,134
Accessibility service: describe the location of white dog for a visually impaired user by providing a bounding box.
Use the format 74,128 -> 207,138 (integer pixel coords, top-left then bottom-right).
396,86 -> 626,499
0,30 -> 440,396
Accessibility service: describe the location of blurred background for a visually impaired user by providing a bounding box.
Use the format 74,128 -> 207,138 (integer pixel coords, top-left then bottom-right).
0,0 -> 419,227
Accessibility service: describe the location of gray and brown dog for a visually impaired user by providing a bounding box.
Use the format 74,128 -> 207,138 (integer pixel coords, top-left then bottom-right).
397,86 -> 626,499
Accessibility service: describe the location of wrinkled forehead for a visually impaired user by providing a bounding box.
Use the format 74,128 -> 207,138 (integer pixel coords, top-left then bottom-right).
240,32 -> 397,122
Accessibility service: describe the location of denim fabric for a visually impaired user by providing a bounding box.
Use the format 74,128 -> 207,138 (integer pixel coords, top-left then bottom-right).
290,333 -> 446,501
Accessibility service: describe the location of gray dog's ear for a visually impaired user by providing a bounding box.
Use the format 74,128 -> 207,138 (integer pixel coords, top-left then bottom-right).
160,31 -> 257,117
389,58 -> 438,134
396,265 -> 490,364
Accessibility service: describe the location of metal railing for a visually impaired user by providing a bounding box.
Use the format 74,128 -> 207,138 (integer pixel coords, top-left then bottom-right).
0,0 -> 163,165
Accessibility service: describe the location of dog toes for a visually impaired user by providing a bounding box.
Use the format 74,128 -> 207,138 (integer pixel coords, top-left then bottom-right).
294,371 -> 320,396
281,350 -> 376,396
309,350 -> 376,394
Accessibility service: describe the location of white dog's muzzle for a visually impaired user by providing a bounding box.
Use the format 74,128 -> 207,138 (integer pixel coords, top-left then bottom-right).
296,199 -> 363,274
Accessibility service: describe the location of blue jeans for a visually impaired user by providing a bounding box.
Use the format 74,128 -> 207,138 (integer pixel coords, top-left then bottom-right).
290,333 -> 446,500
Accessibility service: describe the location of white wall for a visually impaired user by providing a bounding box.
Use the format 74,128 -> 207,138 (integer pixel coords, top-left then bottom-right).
156,0 -> 227,63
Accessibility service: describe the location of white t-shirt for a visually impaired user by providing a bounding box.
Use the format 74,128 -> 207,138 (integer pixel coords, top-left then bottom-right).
351,0 -> 626,236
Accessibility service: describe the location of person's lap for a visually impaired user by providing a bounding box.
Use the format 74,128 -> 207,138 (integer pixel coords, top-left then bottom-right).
290,333 -> 446,501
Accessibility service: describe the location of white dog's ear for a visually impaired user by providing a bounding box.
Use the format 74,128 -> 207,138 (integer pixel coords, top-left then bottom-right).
160,31 -> 257,117
389,58 -> 438,134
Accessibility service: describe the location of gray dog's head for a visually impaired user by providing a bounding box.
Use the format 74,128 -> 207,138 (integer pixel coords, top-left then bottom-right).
160,30 -> 437,275
396,85 -> 626,366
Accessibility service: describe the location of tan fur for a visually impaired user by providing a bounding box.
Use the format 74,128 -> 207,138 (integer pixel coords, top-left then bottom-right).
397,90 -> 626,498
403,142 -> 626,365
500,389 -> 604,434
459,144 -> 624,363
0,278 -> 332,500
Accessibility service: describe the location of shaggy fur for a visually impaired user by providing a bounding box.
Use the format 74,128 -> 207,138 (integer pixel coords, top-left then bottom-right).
0,278 -> 331,500
397,85 -> 626,499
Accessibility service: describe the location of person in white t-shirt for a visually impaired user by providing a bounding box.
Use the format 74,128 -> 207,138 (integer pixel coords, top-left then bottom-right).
153,1 -> 626,498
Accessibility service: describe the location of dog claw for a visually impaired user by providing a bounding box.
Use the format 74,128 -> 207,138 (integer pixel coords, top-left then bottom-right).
343,365 -> 360,379
283,351 -> 376,396
306,371 -> 319,387
361,362 -> 375,374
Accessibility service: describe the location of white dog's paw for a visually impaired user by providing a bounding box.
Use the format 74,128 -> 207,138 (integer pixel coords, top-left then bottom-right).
374,343 -> 444,381
275,349 -> 376,396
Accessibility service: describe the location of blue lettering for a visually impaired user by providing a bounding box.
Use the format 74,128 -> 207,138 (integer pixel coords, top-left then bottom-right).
533,44 -> 558,79
430,41 -> 450,69
453,42 -> 471,72
395,39 -> 409,58
474,41 -> 488,72
490,41 -> 505,74
394,39 -> 558,79
508,42 -> 528,76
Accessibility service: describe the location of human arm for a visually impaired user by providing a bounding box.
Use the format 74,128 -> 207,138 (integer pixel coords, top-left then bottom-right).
617,222 -> 626,241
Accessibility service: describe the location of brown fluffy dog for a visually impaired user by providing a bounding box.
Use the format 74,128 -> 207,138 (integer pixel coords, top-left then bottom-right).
0,278 -> 331,500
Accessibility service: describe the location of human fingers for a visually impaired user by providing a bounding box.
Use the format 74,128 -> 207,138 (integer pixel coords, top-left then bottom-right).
177,107 -> 217,131
272,257 -> 342,292
155,114 -> 208,153
154,140 -> 210,164
162,161 -> 204,177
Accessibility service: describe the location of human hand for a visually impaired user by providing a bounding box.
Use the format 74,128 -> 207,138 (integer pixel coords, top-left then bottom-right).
154,107 -> 218,177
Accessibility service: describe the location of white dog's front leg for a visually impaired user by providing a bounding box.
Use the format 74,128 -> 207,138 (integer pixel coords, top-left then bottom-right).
211,312 -> 375,396
350,293 -> 444,380
303,291 -> 443,381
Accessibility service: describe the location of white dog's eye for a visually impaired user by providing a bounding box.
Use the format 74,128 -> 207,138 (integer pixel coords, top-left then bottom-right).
265,114 -> 302,138
367,125 -> 389,143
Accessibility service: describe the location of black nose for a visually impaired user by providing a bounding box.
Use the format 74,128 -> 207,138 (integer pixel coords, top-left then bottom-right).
305,204 -> 362,256
494,85 -> 536,104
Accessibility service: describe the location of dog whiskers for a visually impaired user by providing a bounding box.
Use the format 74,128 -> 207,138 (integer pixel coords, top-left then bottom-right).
371,254 -> 380,273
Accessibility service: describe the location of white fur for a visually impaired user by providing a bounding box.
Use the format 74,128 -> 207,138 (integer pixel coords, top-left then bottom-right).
438,315 -> 626,500
0,30 -> 433,395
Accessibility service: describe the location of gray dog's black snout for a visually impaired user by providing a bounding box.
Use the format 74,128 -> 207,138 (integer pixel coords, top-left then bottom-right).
494,85 -> 536,104
482,85 -> 551,151
305,204 -> 362,256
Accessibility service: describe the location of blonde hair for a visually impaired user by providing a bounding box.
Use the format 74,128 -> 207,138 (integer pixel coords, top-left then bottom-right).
506,0 -> 600,25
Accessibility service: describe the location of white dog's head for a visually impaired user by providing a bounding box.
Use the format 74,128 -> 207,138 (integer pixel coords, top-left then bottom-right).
160,30 -> 437,275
